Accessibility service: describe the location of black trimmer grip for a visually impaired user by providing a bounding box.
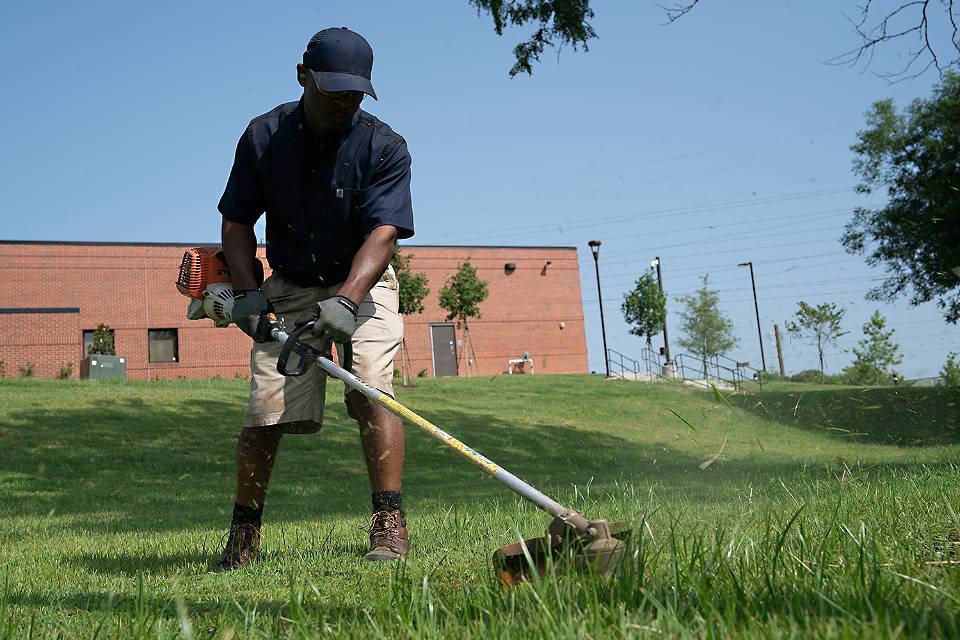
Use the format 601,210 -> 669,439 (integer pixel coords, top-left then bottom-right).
340,342 -> 353,371
276,321 -> 354,378
276,322 -> 318,376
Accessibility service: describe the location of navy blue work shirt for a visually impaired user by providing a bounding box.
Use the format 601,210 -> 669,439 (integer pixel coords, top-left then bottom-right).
218,100 -> 414,286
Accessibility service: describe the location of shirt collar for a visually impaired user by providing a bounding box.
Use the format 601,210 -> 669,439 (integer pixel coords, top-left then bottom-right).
294,98 -> 360,148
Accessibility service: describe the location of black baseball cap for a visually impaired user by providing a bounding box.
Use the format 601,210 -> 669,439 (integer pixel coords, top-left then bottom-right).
303,27 -> 377,100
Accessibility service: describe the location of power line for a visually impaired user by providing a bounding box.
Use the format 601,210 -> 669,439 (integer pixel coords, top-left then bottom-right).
417,149 -> 851,221
419,181 -> 855,244
417,122 -> 858,203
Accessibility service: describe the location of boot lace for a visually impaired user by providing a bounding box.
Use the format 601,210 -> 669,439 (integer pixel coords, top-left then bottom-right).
368,510 -> 402,550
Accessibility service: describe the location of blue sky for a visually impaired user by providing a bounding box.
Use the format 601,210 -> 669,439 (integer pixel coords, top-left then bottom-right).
1,1 -> 956,377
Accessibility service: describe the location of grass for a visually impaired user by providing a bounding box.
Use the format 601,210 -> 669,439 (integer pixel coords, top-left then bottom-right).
1,375 -> 958,638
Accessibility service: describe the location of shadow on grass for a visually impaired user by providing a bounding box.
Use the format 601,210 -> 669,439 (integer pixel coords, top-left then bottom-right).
730,385 -> 960,446
0,393 -> 951,538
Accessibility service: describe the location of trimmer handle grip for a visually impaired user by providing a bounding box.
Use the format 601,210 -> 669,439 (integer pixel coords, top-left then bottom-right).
341,342 -> 354,372
277,322 -> 317,376
276,320 -> 354,376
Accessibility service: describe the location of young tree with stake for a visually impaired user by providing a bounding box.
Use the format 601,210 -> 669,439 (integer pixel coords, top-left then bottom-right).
843,311 -> 903,386
676,275 -> 737,377
786,302 -> 847,384
391,249 -> 430,386
621,273 -> 666,369
438,261 -> 489,376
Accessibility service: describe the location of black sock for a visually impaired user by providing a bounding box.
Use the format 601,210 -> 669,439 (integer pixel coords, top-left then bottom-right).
372,491 -> 404,520
232,502 -> 263,527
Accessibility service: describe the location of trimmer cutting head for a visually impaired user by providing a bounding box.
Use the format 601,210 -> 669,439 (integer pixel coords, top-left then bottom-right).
492,515 -> 632,584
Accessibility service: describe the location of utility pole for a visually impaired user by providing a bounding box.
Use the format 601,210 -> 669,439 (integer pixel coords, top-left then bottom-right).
651,257 -> 671,364
738,261 -> 767,372
774,323 -> 786,379
588,240 -> 609,377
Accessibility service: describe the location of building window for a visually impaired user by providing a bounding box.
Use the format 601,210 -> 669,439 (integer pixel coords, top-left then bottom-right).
83,328 -> 114,356
148,329 -> 179,363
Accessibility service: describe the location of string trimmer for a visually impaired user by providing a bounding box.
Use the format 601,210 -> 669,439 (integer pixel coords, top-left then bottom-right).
177,247 -> 631,583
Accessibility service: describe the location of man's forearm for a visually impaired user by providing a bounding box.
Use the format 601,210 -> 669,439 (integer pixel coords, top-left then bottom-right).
338,225 -> 398,304
222,219 -> 260,291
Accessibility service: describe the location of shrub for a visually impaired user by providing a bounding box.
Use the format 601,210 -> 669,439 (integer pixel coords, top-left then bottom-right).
0,359 -> 5,378
755,370 -> 780,383
19,363 -> 35,378
942,352 -> 960,387
57,362 -> 74,380
87,323 -> 116,356
841,361 -> 901,386
789,369 -> 845,384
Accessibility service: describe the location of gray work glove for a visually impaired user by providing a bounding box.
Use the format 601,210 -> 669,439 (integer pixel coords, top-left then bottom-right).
231,290 -> 270,342
295,295 -> 359,344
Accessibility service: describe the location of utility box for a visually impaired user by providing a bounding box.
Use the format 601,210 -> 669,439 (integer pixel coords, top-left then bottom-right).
80,355 -> 126,380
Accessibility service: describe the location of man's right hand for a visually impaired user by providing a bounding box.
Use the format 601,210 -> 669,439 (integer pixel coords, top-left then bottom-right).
232,290 -> 270,341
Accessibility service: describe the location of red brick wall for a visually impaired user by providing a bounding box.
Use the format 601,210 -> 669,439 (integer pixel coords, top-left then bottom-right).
0,242 -> 588,380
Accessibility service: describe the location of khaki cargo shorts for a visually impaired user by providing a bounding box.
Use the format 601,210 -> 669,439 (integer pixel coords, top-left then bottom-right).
245,265 -> 403,434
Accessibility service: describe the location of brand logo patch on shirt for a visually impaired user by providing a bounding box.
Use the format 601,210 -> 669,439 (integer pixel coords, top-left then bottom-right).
335,188 -> 344,199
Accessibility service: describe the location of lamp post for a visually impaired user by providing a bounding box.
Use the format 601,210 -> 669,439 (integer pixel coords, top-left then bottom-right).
588,240 -> 609,377
650,257 -> 671,365
738,261 -> 767,372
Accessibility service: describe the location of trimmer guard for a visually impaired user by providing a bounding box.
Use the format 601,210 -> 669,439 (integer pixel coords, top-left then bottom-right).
492,517 -> 632,584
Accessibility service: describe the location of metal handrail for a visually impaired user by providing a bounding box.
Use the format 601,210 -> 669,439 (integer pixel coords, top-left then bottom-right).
674,353 -> 743,392
606,348 -> 640,379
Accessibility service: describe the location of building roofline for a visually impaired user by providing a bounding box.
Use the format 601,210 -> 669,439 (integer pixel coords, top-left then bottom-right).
0,239 -> 578,251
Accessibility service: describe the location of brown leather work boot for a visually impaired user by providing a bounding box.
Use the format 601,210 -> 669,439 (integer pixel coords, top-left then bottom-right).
363,510 -> 409,562
208,522 -> 261,572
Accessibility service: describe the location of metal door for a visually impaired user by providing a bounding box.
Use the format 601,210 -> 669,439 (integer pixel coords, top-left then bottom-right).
430,324 -> 458,377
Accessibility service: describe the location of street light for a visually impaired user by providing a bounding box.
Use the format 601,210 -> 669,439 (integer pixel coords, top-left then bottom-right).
738,261 -> 767,372
650,257 -> 671,366
588,240 -> 609,377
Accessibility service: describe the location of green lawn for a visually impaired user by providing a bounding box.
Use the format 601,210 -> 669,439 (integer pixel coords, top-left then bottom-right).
1,375 -> 958,638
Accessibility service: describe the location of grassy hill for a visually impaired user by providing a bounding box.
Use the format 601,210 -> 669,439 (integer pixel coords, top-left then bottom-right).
1,375 -> 958,638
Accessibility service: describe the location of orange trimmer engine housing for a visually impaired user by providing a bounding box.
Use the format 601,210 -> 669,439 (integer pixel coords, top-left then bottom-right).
176,247 -> 232,299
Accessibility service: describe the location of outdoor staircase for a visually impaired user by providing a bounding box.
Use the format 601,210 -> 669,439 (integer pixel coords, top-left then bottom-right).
606,349 -> 763,392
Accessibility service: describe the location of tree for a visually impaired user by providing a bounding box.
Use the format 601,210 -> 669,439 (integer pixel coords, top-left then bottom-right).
472,2 -> 960,79
469,0 -> 596,76
843,73 -> 960,324
785,302 -> 847,383
942,352 -> 960,386
621,273 -> 666,353
438,261 -> 489,376
666,1 -> 960,81
676,275 -> 737,375
391,249 -> 430,386
843,311 -> 903,385
87,323 -> 116,356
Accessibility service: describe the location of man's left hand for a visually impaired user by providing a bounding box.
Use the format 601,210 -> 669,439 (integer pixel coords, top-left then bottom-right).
295,295 -> 359,344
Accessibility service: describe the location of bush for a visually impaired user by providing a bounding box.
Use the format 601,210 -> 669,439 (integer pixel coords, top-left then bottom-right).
87,323 -> 116,356
0,359 -> 5,378
841,362 -> 902,386
788,369 -> 846,384
942,352 -> 960,387
57,362 -> 74,380
19,363 -> 35,378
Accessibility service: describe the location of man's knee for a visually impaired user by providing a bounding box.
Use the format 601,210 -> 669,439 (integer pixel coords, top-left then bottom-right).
345,390 -> 374,422
238,426 -> 284,452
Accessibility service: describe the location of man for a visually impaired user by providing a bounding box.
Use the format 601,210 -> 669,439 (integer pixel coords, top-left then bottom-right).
210,27 -> 414,571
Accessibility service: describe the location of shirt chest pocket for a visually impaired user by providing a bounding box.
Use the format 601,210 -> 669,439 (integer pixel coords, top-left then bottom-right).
323,182 -> 366,233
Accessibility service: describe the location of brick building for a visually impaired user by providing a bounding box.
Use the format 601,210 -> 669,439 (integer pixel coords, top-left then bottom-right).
0,241 -> 588,380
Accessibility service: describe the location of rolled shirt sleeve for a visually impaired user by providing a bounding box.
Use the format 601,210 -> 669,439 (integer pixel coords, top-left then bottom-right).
218,128 -> 265,226
360,139 -> 414,239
